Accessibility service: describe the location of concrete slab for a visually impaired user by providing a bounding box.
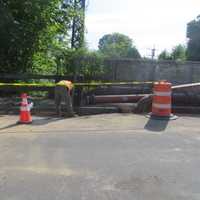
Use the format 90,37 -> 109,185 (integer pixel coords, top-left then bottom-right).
0,114 -> 200,200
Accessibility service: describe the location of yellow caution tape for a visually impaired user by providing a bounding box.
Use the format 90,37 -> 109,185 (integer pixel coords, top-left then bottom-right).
0,81 -> 153,88
0,83 -> 54,87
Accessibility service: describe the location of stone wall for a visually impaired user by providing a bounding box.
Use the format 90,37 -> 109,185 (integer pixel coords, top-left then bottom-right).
105,59 -> 200,84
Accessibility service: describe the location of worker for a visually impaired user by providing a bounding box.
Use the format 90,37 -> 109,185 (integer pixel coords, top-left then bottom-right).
55,80 -> 75,117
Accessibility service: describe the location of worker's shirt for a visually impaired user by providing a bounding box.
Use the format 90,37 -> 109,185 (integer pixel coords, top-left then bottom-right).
56,80 -> 73,91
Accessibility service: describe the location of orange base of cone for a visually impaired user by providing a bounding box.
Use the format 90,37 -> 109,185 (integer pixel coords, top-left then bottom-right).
18,111 -> 32,124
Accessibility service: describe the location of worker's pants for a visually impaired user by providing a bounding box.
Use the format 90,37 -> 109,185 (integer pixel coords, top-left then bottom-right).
55,85 -> 74,116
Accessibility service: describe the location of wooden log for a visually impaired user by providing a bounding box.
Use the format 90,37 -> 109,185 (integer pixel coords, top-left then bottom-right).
91,85 -> 152,95
78,106 -> 119,116
172,82 -> 200,93
91,94 -> 147,104
172,106 -> 200,114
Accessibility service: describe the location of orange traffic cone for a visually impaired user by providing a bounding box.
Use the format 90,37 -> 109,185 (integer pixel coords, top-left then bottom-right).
18,93 -> 32,124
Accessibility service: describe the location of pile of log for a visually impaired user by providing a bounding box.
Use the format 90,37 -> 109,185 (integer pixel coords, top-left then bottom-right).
86,83 -> 200,114
135,83 -> 200,114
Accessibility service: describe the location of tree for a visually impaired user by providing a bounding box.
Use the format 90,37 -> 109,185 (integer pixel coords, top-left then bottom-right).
158,45 -> 186,61
187,15 -> 200,61
0,0 -> 74,74
158,50 -> 172,60
98,33 -> 141,58
171,44 -> 186,61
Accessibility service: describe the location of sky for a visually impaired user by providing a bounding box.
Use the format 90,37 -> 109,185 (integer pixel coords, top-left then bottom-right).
85,0 -> 200,57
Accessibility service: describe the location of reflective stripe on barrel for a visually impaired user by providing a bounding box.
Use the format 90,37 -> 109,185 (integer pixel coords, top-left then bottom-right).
152,81 -> 172,117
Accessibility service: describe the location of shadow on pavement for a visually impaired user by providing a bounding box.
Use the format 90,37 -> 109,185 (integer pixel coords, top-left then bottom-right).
0,117 -> 65,131
31,117 -> 65,126
144,118 -> 169,132
0,123 -> 20,131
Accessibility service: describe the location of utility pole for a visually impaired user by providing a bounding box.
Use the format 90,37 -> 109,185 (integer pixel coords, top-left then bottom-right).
151,46 -> 157,60
147,45 -> 157,59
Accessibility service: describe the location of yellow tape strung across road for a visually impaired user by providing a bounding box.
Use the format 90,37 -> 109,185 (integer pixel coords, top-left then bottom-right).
0,83 -> 54,87
0,81 -> 153,88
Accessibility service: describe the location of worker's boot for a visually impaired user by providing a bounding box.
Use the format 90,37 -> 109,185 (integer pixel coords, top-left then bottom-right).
56,107 -> 62,117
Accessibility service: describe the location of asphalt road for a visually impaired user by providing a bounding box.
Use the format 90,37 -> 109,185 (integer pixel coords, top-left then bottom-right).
0,114 -> 200,200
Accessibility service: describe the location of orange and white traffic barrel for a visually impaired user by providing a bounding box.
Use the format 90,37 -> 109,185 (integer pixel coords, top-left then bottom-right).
150,81 -> 177,120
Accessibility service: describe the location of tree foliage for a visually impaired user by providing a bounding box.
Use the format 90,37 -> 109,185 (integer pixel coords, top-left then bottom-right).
187,15 -> 200,61
98,33 -> 141,59
158,45 -> 186,61
0,0 -> 74,74
64,48 -> 106,77
171,44 -> 186,61
158,50 -> 172,60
